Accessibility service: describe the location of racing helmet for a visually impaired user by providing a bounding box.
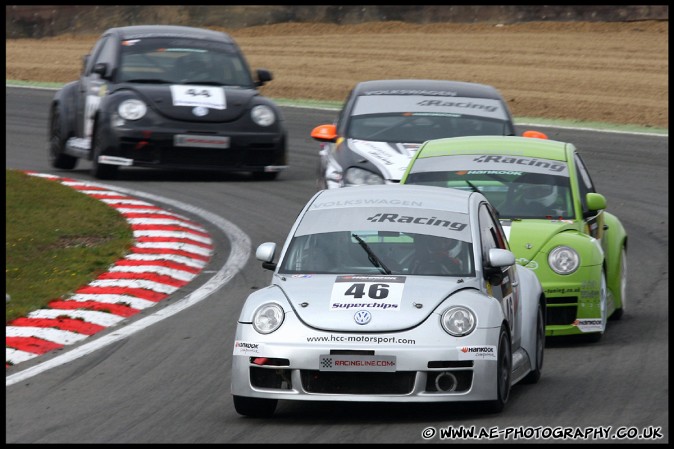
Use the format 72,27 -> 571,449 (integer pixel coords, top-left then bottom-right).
445,239 -> 463,259
178,52 -> 216,81
522,184 -> 558,207
416,234 -> 462,258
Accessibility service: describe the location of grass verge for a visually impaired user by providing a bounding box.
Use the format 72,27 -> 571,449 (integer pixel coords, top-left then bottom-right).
5,169 -> 134,323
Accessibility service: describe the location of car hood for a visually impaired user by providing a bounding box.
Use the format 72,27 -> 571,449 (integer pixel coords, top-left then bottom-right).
121,84 -> 258,122
277,274 -> 474,332
501,219 -> 579,263
346,139 -> 422,182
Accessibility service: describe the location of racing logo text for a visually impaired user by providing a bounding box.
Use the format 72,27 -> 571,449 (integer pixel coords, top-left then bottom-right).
366,213 -> 467,231
473,155 -> 565,172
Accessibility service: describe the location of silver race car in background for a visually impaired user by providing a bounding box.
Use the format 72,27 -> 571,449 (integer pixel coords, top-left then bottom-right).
310,79 -> 546,189
231,184 -> 545,417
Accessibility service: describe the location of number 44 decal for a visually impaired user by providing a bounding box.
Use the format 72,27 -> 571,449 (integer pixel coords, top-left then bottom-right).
186,88 -> 211,97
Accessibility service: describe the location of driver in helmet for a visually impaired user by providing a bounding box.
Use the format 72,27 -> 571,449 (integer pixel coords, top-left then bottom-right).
411,234 -> 465,275
511,184 -> 561,217
522,184 -> 558,208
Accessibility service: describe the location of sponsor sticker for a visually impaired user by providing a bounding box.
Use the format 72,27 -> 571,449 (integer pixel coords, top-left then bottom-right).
572,318 -> 603,333
457,345 -> 497,360
319,354 -> 397,372
233,340 -> 264,355
98,155 -> 133,166
174,134 -> 230,149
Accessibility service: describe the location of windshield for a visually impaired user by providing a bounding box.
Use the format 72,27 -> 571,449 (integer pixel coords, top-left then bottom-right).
117,37 -> 254,86
347,113 -> 509,143
405,155 -> 573,219
346,94 -> 512,142
279,230 -> 474,277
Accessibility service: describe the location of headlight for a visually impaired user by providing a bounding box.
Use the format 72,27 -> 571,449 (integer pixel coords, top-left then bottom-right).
441,306 -> 476,337
548,245 -> 580,274
118,99 -> 147,120
251,105 -> 275,126
344,167 -> 385,186
252,303 -> 284,334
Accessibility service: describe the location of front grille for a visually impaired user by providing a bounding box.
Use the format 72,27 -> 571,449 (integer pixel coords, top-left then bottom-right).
546,296 -> 578,325
162,147 -> 244,167
250,367 -> 292,390
300,370 -> 416,394
119,139 -> 282,169
427,360 -> 474,368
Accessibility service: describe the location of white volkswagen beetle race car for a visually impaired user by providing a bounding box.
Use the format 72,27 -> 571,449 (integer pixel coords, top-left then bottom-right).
231,184 -> 545,417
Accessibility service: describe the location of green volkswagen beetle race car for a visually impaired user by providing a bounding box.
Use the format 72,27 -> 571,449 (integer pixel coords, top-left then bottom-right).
401,136 -> 627,340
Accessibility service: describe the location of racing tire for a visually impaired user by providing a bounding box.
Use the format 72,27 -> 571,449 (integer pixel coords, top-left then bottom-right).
48,107 -> 78,170
90,127 -> 118,180
610,247 -> 627,321
233,395 -> 278,418
521,302 -> 544,384
483,325 -> 512,413
585,269 -> 608,343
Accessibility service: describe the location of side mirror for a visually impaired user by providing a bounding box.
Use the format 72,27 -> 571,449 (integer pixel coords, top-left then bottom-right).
92,62 -> 108,78
311,124 -> 338,142
522,130 -> 548,139
586,192 -> 607,212
255,68 -> 273,87
256,242 -> 277,271
82,54 -> 90,74
484,248 -> 515,286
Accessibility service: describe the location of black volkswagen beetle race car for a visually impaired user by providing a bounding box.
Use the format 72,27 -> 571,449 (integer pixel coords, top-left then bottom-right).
48,25 -> 287,180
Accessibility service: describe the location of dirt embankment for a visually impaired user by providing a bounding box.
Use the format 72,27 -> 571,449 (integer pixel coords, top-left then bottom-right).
5,20 -> 668,129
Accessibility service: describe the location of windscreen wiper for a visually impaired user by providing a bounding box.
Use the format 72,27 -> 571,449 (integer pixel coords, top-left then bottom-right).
464,179 -> 481,193
351,233 -> 392,275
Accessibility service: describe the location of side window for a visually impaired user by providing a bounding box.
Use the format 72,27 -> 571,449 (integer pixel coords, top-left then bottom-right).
574,152 -> 596,212
337,89 -> 355,131
85,35 -> 116,77
574,152 -> 596,192
488,204 -> 509,251
95,36 -> 117,69
84,37 -> 106,75
479,204 -> 504,262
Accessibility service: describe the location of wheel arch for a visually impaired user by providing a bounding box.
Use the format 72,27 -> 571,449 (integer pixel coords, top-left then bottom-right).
50,82 -> 80,139
602,212 -> 627,310
517,266 -> 545,370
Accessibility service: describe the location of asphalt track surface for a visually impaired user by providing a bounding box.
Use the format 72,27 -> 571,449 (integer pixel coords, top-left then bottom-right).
5,86 -> 669,444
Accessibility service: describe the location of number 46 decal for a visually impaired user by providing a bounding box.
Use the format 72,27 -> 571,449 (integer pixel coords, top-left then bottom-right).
330,276 -> 405,311
345,283 -> 389,299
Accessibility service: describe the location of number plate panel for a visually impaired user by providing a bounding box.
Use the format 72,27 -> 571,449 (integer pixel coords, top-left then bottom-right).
319,354 -> 397,372
174,134 -> 230,149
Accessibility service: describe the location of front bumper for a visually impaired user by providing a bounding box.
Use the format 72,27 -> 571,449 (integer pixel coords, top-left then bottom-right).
530,262 -> 604,337
231,322 -> 502,403
99,121 -> 287,173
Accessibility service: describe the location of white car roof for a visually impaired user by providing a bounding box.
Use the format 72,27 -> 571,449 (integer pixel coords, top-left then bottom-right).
309,184 -> 472,214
